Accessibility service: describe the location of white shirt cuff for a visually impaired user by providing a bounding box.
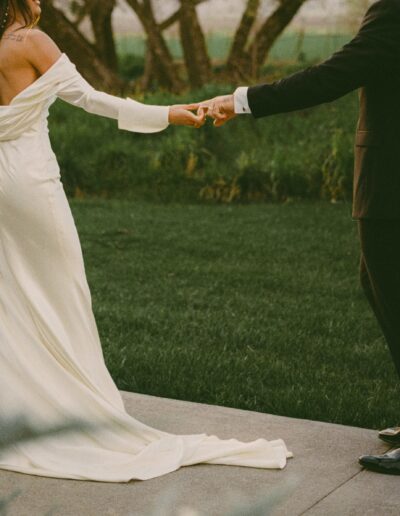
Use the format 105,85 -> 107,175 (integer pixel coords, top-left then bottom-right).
233,87 -> 251,114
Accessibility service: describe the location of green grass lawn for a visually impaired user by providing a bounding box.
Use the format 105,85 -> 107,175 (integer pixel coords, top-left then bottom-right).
70,198 -> 400,430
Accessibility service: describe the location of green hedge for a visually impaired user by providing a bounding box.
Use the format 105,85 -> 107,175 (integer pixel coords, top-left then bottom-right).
49,83 -> 358,204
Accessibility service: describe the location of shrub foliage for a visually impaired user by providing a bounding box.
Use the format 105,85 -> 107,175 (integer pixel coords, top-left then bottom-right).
49,84 -> 359,204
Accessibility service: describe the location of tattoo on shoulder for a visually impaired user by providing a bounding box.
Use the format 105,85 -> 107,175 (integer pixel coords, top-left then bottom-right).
3,34 -> 24,42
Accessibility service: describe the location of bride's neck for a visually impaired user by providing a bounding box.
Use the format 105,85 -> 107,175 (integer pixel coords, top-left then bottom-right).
5,11 -> 30,32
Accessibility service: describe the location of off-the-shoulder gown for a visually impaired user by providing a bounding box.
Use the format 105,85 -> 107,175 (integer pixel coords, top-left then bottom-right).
0,52 -> 292,482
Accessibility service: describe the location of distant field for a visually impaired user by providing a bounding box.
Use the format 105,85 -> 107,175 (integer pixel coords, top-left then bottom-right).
116,32 -> 352,63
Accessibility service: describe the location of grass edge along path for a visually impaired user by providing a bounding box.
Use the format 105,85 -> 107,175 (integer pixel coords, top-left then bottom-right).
70,198 -> 400,430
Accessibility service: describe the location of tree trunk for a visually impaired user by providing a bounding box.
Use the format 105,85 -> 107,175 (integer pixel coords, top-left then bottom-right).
178,0 -> 212,89
248,0 -> 307,77
141,44 -> 155,91
141,43 -> 174,92
226,0 -> 260,80
126,0 -> 183,92
40,0 -> 124,92
89,0 -> 119,72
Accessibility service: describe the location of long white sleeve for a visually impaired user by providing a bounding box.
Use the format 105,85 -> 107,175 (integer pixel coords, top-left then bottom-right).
55,57 -> 170,134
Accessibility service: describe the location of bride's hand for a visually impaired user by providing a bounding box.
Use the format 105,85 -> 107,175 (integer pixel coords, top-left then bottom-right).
168,104 -> 206,128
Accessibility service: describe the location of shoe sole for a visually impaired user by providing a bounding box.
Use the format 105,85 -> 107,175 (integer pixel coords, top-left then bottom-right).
378,435 -> 400,445
359,462 -> 400,475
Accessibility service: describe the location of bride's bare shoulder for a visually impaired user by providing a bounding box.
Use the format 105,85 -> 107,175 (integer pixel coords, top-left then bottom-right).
22,28 -> 62,74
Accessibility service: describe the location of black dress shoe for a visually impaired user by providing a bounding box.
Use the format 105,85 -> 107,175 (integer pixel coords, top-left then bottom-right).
378,426 -> 400,445
359,448 -> 400,475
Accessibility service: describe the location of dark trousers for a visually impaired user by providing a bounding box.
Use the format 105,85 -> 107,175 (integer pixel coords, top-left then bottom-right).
358,219 -> 400,378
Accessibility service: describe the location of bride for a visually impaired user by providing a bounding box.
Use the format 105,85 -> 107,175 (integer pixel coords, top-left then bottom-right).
0,0 -> 292,482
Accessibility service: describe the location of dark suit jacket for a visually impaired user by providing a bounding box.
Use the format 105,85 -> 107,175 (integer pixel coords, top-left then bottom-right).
247,0 -> 400,219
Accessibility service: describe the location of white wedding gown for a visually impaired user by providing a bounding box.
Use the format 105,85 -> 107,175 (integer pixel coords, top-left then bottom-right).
0,52 -> 292,482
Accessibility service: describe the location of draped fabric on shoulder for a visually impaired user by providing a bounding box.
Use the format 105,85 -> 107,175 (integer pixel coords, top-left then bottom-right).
0,53 -> 292,482
0,52 -> 170,142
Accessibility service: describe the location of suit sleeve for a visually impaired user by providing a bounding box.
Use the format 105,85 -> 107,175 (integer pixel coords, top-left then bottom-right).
56,65 -> 170,134
247,0 -> 400,118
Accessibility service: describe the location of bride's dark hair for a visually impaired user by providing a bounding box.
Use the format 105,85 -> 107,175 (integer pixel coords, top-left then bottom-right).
0,0 -> 40,40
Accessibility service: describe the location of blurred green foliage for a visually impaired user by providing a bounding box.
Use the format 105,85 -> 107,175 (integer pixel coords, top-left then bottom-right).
49,67 -> 358,204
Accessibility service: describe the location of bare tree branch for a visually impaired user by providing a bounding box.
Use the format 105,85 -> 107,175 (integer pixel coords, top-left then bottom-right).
226,0 -> 260,79
178,0 -> 212,88
159,0 -> 207,31
125,0 -> 183,92
248,0 -> 308,76
88,0 -> 118,71
40,0 -> 124,91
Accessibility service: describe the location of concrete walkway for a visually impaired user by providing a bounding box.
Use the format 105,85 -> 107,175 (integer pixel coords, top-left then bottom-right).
0,391 -> 398,516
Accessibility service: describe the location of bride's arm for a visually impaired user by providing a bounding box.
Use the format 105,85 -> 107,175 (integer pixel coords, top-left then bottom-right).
57,74 -> 170,134
54,75 -> 204,133
25,30 -> 204,132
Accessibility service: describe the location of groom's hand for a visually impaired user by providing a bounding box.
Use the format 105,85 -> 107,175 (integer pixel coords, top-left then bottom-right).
197,94 -> 236,127
168,104 -> 206,128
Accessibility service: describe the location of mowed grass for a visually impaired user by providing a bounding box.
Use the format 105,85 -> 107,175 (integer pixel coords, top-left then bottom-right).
70,198 -> 400,430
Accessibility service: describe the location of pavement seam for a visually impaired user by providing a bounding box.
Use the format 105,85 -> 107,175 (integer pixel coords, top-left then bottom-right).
298,469 -> 363,515
298,444 -> 398,515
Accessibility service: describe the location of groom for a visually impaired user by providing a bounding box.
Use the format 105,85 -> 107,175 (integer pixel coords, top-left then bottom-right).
197,0 -> 400,475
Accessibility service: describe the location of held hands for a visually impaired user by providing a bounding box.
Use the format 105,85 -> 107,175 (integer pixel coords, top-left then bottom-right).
168,104 -> 206,128
196,94 -> 236,127
168,94 -> 236,128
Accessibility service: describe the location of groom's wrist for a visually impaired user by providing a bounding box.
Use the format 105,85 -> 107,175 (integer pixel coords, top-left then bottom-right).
233,87 -> 251,114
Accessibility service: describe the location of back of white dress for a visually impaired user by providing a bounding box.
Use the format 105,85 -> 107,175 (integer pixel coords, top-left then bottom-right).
0,53 -> 292,482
